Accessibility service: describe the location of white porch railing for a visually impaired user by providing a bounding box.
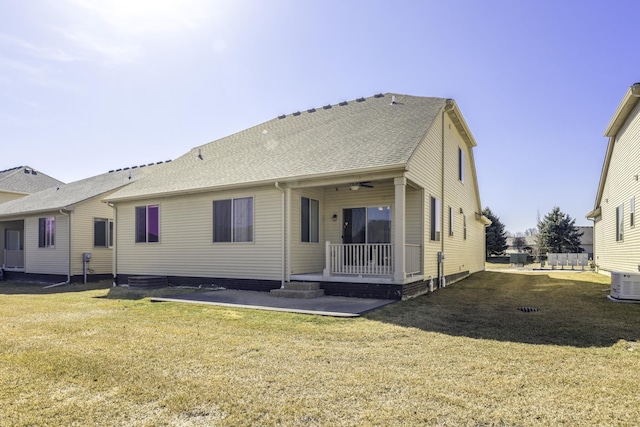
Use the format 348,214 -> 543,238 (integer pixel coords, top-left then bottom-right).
324,242 -> 423,278
326,242 -> 393,276
4,250 -> 24,268
405,244 -> 421,276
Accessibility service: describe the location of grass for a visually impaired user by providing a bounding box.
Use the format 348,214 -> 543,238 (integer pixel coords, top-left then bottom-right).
0,272 -> 638,426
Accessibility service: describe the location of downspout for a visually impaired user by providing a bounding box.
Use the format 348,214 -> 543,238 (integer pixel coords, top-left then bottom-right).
107,202 -> 117,287
275,182 -> 285,289
439,100 -> 455,287
44,209 -> 71,288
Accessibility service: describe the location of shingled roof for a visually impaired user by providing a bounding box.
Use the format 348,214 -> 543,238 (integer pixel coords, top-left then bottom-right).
0,166 -> 63,195
107,93 -> 452,202
0,162 -> 167,217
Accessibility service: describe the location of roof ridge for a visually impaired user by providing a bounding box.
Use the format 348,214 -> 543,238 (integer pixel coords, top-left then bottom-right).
277,93 -> 389,121
107,159 -> 172,174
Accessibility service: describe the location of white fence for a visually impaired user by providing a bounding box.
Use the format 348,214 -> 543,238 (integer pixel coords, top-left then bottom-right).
546,253 -> 589,270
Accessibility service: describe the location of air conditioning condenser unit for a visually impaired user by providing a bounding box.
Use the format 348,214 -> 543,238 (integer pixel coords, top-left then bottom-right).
609,271 -> 640,302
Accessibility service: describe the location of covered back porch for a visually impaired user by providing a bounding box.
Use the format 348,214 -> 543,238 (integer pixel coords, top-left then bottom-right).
288,174 -> 426,286
1,219 -> 25,272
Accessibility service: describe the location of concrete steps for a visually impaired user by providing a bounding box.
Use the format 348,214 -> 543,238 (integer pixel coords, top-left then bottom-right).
270,282 -> 324,299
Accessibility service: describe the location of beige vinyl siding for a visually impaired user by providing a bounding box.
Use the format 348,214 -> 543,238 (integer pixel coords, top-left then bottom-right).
115,186 -> 283,281
70,195 -> 116,276
289,188 -> 324,275
442,117 -> 485,276
24,213 -> 69,275
595,101 -> 640,273
406,111 -> 486,278
405,187 -> 423,246
0,192 -> 25,204
406,113 -> 443,279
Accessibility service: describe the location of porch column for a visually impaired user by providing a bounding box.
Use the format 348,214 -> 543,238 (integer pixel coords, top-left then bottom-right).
393,177 -> 406,283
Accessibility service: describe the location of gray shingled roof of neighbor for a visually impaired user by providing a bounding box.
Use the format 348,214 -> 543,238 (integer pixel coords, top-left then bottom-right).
0,166 -> 64,194
107,93 -> 458,202
0,163 -> 167,217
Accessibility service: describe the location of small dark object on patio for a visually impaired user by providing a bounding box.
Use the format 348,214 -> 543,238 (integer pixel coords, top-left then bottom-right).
518,307 -> 539,313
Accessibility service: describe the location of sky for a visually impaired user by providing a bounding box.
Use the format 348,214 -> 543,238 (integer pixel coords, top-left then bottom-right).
1,0 -> 639,233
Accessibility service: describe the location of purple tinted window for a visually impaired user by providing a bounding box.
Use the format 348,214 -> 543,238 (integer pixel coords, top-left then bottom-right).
136,205 -> 159,243
147,205 -> 159,242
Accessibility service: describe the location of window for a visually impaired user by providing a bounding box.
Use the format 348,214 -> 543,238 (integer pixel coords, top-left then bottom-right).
213,197 -> 254,242
301,197 -> 319,243
430,197 -> 441,241
38,217 -> 55,248
631,197 -> 635,228
616,204 -> 624,241
94,218 -> 114,247
458,147 -> 465,182
463,215 -> 467,240
342,206 -> 391,244
135,205 -> 159,243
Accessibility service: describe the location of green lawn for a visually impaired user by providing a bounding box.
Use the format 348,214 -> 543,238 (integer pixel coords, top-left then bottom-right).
1,272 -> 638,426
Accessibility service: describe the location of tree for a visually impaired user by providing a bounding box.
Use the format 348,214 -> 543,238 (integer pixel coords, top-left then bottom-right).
537,207 -> 584,253
513,235 -> 526,252
483,207 -> 508,256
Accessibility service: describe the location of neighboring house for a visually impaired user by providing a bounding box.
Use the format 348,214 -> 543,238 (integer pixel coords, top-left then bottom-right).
576,226 -> 594,258
0,166 -> 63,204
505,226 -> 593,258
587,82 -> 640,274
505,235 -> 536,255
106,93 -> 490,299
0,163 -> 168,283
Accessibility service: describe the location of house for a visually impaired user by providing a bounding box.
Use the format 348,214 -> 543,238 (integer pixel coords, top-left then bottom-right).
106,93 -> 490,299
587,82 -> 640,274
0,163 -> 167,283
505,226 -> 593,258
0,166 -> 62,204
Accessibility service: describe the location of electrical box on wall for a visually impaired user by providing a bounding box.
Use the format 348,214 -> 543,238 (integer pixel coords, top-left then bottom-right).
83,253 -> 91,262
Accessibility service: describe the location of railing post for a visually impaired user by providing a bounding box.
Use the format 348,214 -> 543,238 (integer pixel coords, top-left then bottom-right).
323,241 -> 331,279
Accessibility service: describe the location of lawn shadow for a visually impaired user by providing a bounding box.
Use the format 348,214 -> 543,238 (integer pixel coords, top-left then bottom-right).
366,271 -> 640,348
99,285 -> 220,300
0,280 -> 113,295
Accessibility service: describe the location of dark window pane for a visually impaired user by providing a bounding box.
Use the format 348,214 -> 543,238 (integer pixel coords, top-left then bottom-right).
135,206 -> 147,243
38,218 -> 46,248
367,206 -> 391,243
94,219 -> 107,247
213,199 -> 232,242
301,197 -> 310,242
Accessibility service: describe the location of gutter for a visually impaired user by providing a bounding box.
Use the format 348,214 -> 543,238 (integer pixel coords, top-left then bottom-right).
439,100 -> 455,287
107,202 -> 117,286
274,182 -> 286,289
44,208 -> 72,288
104,164 -> 407,203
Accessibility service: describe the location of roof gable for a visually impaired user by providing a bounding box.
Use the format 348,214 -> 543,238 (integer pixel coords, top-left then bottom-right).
590,83 -> 640,214
108,93 -> 448,201
0,163 -> 166,217
0,166 -> 63,195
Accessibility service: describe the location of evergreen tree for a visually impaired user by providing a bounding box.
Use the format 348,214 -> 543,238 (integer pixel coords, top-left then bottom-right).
537,207 -> 583,253
483,207 -> 508,256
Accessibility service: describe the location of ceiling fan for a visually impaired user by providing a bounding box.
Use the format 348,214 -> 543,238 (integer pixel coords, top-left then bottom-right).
349,181 -> 374,191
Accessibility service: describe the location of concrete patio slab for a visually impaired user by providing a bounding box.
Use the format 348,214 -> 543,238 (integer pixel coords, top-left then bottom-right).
151,289 -> 396,317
